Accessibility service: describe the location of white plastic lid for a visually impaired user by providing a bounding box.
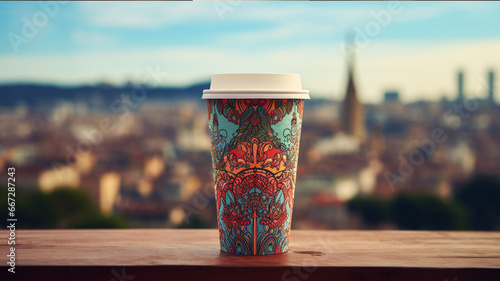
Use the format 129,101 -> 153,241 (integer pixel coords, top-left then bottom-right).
202,73 -> 310,99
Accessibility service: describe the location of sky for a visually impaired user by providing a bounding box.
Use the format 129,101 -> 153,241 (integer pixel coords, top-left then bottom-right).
1,1 -> 500,103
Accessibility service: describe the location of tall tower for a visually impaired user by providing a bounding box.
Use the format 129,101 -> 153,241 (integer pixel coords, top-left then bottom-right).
342,50 -> 365,142
488,70 -> 495,103
457,71 -> 464,102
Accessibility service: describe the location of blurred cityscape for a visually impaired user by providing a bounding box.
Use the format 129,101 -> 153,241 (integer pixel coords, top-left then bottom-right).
1,54 -> 500,230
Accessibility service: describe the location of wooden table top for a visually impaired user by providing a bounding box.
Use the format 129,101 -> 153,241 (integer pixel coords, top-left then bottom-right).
2,229 -> 499,281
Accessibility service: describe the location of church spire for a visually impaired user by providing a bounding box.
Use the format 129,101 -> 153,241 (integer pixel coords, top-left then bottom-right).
342,43 -> 365,143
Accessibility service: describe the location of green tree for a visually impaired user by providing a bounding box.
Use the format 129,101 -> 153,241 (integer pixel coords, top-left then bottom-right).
347,192 -> 467,230
347,196 -> 391,228
454,175 -> 500,230
0,187 -> 127,229
391,193 -> 466,230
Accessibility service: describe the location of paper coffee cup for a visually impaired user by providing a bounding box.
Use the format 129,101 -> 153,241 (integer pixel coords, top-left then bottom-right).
204,73 -> 309,255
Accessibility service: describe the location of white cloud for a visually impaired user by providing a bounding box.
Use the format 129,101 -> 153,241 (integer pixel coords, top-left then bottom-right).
72,30 -> 117,46
78,2 -> 218,28
392,5 -> 446,23
76,2 -> 450,30
220,22 -> 339,44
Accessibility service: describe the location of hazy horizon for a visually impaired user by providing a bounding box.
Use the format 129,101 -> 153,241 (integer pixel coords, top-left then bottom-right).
1,1 -> 499,103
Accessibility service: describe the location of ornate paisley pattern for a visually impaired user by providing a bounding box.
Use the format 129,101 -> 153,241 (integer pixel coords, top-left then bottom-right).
207,99 -> 304,255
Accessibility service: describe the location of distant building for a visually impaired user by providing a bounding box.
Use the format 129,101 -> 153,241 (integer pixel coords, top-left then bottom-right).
370,123 -> 385,156
342,51 -> 365,142
99,172 -> 121,215
488,70 -> 495,103
38,167 -> 80,192
384,91 -> 400,103
457,70 -> 465,102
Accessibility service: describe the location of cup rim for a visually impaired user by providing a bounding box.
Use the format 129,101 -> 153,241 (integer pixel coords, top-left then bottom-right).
202,73 -> 310,99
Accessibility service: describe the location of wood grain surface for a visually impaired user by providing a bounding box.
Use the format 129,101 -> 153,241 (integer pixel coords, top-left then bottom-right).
1,229 -> 499,281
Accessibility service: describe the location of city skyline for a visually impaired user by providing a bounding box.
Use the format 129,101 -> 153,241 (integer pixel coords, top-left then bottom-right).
1,2 -> 500,103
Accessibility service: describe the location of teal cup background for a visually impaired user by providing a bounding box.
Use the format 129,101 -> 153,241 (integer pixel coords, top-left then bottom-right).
206,98 -> 305,255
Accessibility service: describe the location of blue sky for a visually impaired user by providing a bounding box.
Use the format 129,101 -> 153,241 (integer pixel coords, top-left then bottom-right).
1,1 -> 500,102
